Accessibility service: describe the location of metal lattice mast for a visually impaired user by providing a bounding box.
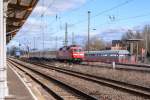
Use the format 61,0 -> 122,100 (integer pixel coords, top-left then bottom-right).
64,23 -> 68,46
72,32 -> 75,45
87,11 -> 91,52
56,36 -> 58,50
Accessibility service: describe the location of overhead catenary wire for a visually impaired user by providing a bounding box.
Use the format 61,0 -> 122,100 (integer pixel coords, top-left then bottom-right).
51,0 -> 134,35
60,0 -> 96,17
72,11 -> 150,34
9,0 -> 59,50
21,0 -> 55,35
41,0 -> 55,16
21,0 -> 55,50
49,0 -> 135,37
51,0 -> 96,32
94,0 -> 134,17
41,0 -> 150,46
98,12 -> 150,28
15,0 -> 55,50
27,8 -> 149,43
14,0 -> 150,51
48,0 -> 96,30
37,0 -> 134,42
71,0 -> 134,27
117,12 -> 150,21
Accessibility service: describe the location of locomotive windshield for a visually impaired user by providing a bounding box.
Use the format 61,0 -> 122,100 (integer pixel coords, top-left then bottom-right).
73,49 -> 82,52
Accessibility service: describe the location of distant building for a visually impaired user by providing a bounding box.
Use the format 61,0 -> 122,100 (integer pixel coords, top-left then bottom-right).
111,40 -> 126,50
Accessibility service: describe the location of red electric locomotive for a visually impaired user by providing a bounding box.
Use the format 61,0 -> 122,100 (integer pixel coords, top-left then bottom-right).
57,45 -> 84,62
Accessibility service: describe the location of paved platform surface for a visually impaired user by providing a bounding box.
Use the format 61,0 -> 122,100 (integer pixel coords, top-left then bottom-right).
7,65 -> 34,100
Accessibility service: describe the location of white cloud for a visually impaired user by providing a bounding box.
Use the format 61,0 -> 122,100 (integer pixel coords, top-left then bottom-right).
8,0 -> 89,49
52,0 -> 86,11
32,0 -> 87,16
33,5 -> 55,16
19,17 -> 48,35
102,28 -> 128,33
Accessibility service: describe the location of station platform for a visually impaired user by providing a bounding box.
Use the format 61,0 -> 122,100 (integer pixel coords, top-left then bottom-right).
6,65 -> 34,100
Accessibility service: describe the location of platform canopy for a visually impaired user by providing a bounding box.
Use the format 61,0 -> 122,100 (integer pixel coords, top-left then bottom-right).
6,0 -> 39,43
126,39 -> 144,42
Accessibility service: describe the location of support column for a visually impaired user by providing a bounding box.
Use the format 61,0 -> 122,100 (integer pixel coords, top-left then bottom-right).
130,42 -> 133,55
0,0 -> 8,99
136,42 -> 138,62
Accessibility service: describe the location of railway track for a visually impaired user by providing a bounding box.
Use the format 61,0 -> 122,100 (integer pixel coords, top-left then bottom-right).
16,58 -> 150,99
81,62 -> 150,73
24,58 -> 150,73
8,58 -> 97,100
46,59 -> 150,73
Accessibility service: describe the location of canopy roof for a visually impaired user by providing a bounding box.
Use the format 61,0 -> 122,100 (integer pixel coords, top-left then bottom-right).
6,0 -> 38,43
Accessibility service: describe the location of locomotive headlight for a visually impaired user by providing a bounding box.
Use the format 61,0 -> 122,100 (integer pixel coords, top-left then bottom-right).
80,54 -> 84,55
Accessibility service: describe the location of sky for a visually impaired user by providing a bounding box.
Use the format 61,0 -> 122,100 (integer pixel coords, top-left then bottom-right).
7,0 -> 150,51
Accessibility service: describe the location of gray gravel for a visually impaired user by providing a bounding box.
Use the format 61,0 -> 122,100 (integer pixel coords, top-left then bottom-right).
18,59 -> 150,100
52,62 -> 150,88
39,61 -> 149,100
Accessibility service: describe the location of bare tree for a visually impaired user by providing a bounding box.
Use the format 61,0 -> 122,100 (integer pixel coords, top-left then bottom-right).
121,25 -> 150,56
84,36 -> 106,51
122,30 -> 136,40
143,25 -> 150,56
7,46 -> 18,56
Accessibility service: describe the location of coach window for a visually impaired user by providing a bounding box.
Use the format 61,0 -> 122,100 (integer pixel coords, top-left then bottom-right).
77,49 -> 82,52
117,53 -> 119,56
59,48 -> 62,51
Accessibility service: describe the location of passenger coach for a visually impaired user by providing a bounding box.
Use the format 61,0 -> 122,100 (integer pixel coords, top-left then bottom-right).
84,50 -> 130,63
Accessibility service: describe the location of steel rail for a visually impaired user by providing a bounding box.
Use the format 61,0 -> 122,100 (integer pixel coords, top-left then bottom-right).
23,58 -> 150,73
23,59 -> 150,99
8,58 -> 98,100
8,61 -> 64,100
80,62 -> 150,73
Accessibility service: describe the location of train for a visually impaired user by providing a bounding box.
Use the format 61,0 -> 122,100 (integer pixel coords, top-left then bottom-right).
22,45 -> 85,62
21,45 -> 134,63
15,50 -> 21,58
